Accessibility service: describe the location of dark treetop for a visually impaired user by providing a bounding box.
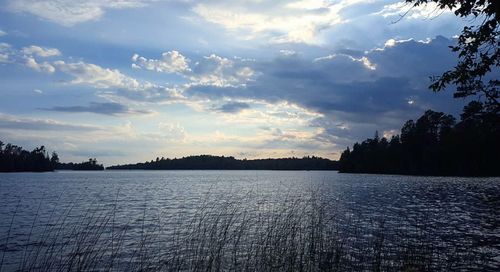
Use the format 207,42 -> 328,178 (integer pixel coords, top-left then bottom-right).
107,155 -> 339,171
338,102 -> 500,176
0,140 -> 104,172
406,0 -> 499,113
56,158 -> 104,171
0,141 -> 58,172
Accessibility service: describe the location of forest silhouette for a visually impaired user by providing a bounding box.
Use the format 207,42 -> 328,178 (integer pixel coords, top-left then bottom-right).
0,142 -> 57,172
0,142 -> 337,172
107,155 -> 339,170
57,158 -> 104,171
339,101 -> 499,176
0,142 -> 103,172
335,0 -> 498,177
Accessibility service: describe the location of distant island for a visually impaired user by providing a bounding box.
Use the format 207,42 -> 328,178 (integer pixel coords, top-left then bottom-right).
1,140 -> 337,172
107,155 -> 339,171
338,102 -> 499,177
57,158 -> 105,171
0,141 -> 104,172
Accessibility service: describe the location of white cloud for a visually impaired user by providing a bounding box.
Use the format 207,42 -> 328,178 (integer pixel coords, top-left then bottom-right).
0,30 -> 6,36
384,38 -> 397,47
279,49 -> 297,56
0,48 -> 186,104
192,0 -> 352,44
0,43 -> 12,63
22,45 -> 61,57
132,51 -> 255,87
132,51 -> 190,73
0,43 -> 61,72
6,0 -> 153,26
24,56 -> 55,73
53,60 -> 140,89
359,57 -> 376,70
190,54 -> 254,87
33,89 -> 43,94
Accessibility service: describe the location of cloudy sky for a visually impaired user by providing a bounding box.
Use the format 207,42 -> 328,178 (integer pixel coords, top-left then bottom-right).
0,0 -> 471,165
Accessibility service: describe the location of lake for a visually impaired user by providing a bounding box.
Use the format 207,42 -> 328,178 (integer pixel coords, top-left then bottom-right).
0,171 -> 499,271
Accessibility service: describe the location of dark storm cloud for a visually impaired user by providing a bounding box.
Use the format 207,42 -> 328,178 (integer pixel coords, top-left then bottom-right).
185,36 -> 465,142
41,102 -> 153,115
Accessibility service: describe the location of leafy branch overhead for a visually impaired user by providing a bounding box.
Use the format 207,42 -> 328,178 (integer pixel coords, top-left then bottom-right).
406,0 -> 499,112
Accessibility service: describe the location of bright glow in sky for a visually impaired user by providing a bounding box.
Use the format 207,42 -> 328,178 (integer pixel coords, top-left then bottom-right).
0,0 -> 468,164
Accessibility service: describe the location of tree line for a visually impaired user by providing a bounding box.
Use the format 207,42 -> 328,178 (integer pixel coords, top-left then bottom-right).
338,101 -> 499,176
107,155 -> 339,170
57,158 -> 104,171
0,141 -> 58,172
0,140 -> 103,172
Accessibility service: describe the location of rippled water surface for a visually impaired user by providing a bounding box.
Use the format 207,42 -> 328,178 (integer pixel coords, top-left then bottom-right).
0,171 -> 499,271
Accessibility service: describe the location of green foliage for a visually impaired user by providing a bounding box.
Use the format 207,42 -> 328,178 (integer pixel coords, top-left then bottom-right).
339,102 -> 500,176
406,0 -> 499,112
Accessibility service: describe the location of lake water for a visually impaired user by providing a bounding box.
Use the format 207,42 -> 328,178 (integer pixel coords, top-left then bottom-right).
0,171 -> 499,271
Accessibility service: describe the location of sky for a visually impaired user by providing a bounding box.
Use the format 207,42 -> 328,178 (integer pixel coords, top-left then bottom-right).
0,0 -> 472,165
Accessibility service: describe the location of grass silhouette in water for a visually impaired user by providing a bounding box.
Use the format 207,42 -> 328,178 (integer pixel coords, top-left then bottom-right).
0,189 -> 496,271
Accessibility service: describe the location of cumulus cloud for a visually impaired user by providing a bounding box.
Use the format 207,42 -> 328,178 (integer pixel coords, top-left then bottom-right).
41,102 -> 154,116
2,43 -> 183,104
21,45 -> 61,57
24,58 -> 185,104
0,43 -> 59,72
132,52 -> 255,87
53,60 -> 140,89
132,51 -> 190,73
6,0 -> 153,26
42,36 -> 458,150
0,31 -> 466,157
24,56 -> 55,73
0,30 -> 6,36
190,54 -> 254,87
193,36 -> 456,109
184,36 -> 462,144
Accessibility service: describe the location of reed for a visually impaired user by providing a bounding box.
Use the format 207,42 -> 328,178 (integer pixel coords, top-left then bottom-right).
0,188 -> 495,271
